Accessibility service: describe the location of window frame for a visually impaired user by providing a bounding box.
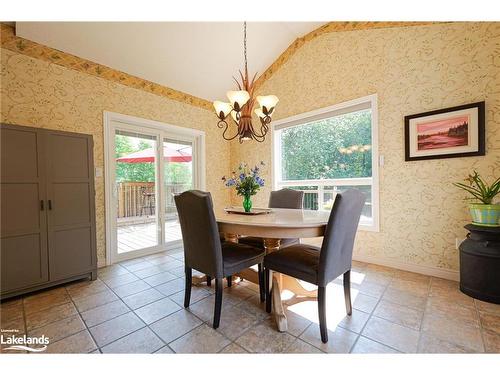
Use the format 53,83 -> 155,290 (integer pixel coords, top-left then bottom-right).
272,94 -> 379,232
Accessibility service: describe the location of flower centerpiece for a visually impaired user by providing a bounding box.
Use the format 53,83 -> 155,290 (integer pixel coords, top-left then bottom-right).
222,162 -> 265,212
454,171 -> 500,227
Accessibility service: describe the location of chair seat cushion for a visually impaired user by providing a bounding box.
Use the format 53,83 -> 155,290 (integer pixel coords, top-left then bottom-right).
238,236 -> 299,249
264,244 -> 321,285
221,241 -> 265,277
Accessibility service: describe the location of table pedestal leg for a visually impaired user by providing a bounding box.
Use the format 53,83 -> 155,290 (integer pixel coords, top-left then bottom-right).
263,238 -> 288,332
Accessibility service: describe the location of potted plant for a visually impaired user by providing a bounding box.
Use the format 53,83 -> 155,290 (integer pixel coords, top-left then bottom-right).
222,162 -> 265,212
454,171 -> 500,227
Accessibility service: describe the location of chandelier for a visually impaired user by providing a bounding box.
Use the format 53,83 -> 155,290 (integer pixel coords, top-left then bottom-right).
213,22 -> 279,143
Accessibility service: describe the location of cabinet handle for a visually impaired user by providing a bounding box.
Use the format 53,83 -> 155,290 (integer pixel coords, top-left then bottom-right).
40,200 -> 44,211
48,200 -> 52,210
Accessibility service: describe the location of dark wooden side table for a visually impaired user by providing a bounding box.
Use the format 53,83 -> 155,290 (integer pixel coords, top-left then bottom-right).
459,224 -> 500,304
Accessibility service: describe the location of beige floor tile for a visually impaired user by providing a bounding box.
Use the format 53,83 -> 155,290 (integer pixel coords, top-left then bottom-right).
102,273 -> 140,288
121,260 -> 154,272
374,300 -> 424,330
112,280 -> 151,298
188,295 -> 230,324
149,309 -> 202,343
29,314 -> 86,343
26,302 -> 78,330
169,324 -> 230,353
132,265 -> 165,279
66,279 -> 109,299
97,264 -> 130,280
299,323 -> 358,353
143,271 -> 177,287
284,308 -> 314,337
382,288 -> 427,311
365,264 -> 396,276
122,288 -> 165,310
284,339 -> 324,353
119,257 -> 146,267
170,287 -> 212,307
421,312 -> 484,352
352,280 -> 387,298
393,270 -> 431,283
134,297 -> 181,324
81,300 -> 130,327
167,266 -> 185,278
216,305 -> 262,341
362,316 -> 419,353
475,299 -> 500,316
89,311 -> 145,347
351,336 -> 400,353
222,284 -> 254,306
482,328 -> 500,353
236,319 -> 296,353
234,294 -> 269,321
389,278 -> 430,298
219,343 -> 249,353
429,280 -> 474,308
44,330 -> 97,354
23,288 -> 71,314
352,293 -> 379,314
362,272 -> 393,287
479,311 -> 500,335
72,289 -> 119,313
426,296 -> 479,325
101,327 -> 164,353
417,333 -> 477,353
154,278 -> 185,296
337,309 -> 370,334
0,317 -> 25,333
155,259 -> 184,270
0,297 -> 23,308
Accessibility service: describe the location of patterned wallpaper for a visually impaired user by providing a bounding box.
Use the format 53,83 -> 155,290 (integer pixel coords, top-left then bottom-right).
0,48 -> 230,266
231,22 -> 500,272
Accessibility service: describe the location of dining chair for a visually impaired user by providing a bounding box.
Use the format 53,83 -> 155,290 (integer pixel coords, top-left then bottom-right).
239,188 -> 304,250
174,190 -> 266,329
263,189 -> 365,343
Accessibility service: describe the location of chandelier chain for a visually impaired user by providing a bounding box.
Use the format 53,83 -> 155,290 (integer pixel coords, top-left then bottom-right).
244,21 -> 248,76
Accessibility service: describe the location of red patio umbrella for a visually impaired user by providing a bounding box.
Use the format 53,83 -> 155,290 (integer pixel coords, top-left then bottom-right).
116,144 -> 192,163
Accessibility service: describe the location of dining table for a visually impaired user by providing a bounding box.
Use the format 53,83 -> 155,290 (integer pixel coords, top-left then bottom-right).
192,206 -> 331,332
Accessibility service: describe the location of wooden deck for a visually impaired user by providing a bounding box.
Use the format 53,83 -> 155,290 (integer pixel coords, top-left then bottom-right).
117,220 -> 182,253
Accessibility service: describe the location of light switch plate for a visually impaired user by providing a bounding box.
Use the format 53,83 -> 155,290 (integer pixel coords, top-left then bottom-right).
95,167 -> 103,177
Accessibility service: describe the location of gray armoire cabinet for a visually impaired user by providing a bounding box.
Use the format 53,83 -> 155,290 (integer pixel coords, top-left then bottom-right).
1,123 -> 97,299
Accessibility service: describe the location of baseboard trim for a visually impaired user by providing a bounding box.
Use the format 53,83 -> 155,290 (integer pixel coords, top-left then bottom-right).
352,254 -> 460,281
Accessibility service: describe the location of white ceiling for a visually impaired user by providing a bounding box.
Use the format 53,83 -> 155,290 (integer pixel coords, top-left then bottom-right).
16,22 -> 324,101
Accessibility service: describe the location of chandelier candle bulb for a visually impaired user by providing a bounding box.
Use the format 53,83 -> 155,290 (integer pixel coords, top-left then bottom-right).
213,101 -> 232,119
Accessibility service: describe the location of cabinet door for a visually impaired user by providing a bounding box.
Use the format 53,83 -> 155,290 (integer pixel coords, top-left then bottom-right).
45,131 -> 96,281
0,124 -> 49,293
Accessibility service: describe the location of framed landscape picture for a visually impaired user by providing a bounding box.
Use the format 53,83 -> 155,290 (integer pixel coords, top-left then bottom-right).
404,101 -> 485,161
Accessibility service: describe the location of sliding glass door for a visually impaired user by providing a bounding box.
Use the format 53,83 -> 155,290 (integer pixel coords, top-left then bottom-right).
105,114 -> 204,264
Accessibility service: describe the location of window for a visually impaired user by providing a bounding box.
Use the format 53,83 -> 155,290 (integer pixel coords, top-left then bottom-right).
273,95 -> 379,231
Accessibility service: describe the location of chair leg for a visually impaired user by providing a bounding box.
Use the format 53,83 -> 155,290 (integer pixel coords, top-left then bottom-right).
213,278 -> 223,329
264,267 -> 272,313
226,276 -> 232,287
318,286 -> 328,343
206,276 -> 211,287
184,267 -> 192,308
258,263 -> 265,302
343,270 -> 352,316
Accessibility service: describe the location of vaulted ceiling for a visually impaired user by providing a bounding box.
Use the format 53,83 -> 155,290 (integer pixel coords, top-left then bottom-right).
16,22 -> 324,102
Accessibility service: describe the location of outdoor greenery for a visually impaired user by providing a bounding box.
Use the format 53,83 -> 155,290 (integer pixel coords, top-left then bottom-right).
454,171 -> 500,205
280,110 -> 372,180
115,135 -> 191,184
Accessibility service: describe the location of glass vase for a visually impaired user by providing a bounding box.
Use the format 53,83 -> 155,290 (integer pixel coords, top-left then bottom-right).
242,195 -> 252,213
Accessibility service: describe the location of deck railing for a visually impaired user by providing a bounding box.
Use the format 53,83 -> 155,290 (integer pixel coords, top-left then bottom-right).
117,181 -> 190,219
276,177 -> 373,219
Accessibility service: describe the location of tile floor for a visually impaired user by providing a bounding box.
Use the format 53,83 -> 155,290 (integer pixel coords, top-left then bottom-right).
1,249 -> 499,354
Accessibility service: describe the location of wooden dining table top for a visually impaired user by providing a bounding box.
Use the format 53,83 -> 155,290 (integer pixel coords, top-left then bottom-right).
216,207 -> 331,239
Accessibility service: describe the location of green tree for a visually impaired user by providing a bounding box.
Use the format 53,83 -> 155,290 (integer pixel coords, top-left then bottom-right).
281,110 -> 372,180
115,135 -> 155,182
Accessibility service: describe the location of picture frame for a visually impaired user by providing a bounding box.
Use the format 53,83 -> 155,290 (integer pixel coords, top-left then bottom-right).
404,101 -> 485,161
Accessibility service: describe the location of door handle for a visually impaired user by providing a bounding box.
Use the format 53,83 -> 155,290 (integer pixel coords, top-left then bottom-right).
48,200 -> 52,210
40,200 -> 44,211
